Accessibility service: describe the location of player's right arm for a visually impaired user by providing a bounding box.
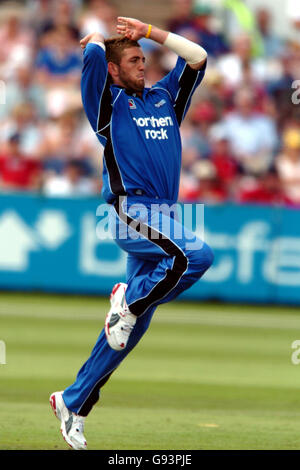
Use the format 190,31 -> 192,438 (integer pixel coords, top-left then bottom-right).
80,32 -> 108,133
116,17 -> 207,70
117,18 -> 207,124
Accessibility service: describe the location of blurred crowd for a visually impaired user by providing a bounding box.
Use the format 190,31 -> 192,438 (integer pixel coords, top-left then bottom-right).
1,0 -> 300,206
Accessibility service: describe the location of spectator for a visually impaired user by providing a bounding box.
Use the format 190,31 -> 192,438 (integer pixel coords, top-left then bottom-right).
80,0 -> 117,38
179,114 -> 205,202
36,0 -> 81,40
34,25 -> 82,117
168,1 -> 228,58
27,0 -> 52,32
216,33 -> 267,87
0,64 -> 47,120
236,169 -> 285,205
196,68 -> 229,115
186,101 -> 218,158
209,127 -> 240,198
191,3 -> 228,58
35,26 -> 82,88
38,109 -> 97,175
214,87 -> 278,175
180,160 -> 227,203
167,0 -> 194,34
287,0 -> 300,43
256,8 -> 284,59
43,159 -> 97,197
0,13 -> 34,79
276,128 -> 300,206
177,101 -> 216,204
267,47 -> 300,126
0,102 -> 42,158
0,133 -> 41,191
178,100 -> 217,200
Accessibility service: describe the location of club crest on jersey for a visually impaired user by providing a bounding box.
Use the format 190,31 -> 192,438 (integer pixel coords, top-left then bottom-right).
155,99 -> 166,108
128,99 -> 136,110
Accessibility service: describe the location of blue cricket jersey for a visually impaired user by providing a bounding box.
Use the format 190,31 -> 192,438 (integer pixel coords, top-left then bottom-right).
81,42 -> 206,204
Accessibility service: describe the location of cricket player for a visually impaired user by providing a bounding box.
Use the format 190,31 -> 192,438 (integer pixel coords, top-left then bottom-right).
50,16 -> 214,450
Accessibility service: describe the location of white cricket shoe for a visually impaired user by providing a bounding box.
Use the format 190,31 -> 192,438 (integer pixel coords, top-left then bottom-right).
105,282 -> 137,351
49,391 -> 87,450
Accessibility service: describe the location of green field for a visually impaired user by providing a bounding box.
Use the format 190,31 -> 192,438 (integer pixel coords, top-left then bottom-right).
1,292 -> 300,450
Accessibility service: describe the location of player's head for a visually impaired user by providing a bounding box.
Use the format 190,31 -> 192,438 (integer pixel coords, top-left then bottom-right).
105,36 -> 145,92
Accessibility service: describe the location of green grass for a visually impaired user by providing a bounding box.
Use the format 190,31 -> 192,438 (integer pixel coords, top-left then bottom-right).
1,293 -> 300,449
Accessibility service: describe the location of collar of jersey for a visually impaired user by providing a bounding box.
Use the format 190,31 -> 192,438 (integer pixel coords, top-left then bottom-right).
111,84 -> 151,98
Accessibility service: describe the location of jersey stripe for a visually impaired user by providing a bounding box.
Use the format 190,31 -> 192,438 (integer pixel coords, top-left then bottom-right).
97,82 -> 126,196
97,77 -> 112,133
173,64 -> 201,125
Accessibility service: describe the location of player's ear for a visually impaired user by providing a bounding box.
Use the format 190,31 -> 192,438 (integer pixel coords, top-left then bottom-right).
108,62 -> 120,80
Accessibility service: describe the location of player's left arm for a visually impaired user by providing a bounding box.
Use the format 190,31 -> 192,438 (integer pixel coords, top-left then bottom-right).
117,17 -> 207,70
79,32 -> 108,133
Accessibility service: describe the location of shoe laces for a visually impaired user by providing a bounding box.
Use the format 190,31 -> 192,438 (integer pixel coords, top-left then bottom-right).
73,414 -> 85,434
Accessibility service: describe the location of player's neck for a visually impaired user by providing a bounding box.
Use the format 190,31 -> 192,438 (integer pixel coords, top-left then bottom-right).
111,78 -> 144,99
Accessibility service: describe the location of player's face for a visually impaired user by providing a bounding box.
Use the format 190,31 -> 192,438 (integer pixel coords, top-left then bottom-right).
117,47 -> 146,92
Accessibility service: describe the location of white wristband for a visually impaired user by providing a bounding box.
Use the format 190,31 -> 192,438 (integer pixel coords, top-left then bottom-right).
163,32 -> 207,65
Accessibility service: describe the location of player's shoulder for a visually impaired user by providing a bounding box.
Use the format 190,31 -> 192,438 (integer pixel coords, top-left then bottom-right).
148,84 -> 173,102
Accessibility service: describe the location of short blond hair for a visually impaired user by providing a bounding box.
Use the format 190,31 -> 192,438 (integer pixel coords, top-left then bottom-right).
104,36 -> 140,65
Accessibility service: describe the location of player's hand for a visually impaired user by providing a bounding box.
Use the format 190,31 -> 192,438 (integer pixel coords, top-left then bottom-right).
80,32 -> 105,50
117,17 -> 148,41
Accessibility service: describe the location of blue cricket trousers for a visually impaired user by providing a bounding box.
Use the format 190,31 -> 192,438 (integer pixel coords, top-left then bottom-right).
63,197 -> 214,415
